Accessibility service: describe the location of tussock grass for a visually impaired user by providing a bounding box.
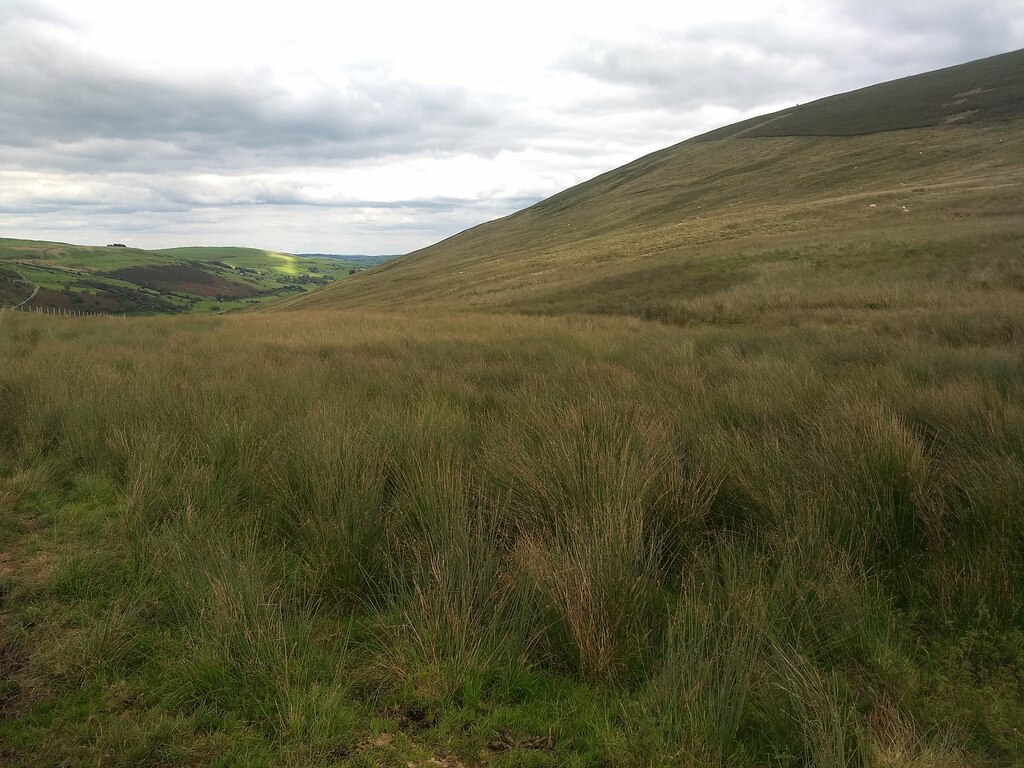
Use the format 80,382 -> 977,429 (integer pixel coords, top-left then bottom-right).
2,306 -> 1023,765
644,546 -> 767,765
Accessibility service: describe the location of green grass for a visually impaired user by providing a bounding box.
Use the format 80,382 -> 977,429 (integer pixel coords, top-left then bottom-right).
158,246 -> 309,276
1,305 -> 1023,766
0,239 -> 362,315
284,122 -> 1024,317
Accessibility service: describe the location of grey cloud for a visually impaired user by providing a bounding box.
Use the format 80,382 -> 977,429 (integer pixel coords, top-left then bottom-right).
4,0 -> 1019,255
836,0 -> 1022,53
562,34 -> 835,112
1,196 -> 534,254
0,166 -> 541,216
0,0 -> 74,27
823,1 -> 1023,89
562,3 -> 1022,116
0,18 -> 497,174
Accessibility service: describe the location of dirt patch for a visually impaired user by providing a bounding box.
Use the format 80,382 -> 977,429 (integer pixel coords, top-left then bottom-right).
107,264 -> 260,298
485,728 -> 555,754
378,703 -> 437,731
407,757 -> 467,768
332,732 -> 470,768
0,552 -> 15,582
942,109 -> 980,125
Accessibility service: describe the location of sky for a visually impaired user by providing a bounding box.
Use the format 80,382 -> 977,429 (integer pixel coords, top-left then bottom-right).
1,1 -> 1021,255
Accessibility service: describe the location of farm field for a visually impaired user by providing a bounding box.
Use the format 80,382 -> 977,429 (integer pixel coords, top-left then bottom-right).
1,49 -> 1023,768
0,240 -> 367,315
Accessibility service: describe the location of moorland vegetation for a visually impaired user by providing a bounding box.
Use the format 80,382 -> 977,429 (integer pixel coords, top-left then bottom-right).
1,49 -> 1023,767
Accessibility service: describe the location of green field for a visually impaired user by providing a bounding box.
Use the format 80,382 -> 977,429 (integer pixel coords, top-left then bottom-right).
0,240 -> 367,315
1,50 -> 1023,767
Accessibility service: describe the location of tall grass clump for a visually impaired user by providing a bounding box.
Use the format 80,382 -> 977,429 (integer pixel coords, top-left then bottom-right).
379,461 -> 528,696
156,523 -> 299,729
268,411 -> 396,609
644,545 -> 767,765
497,396 -> 706,682
770,644 -> 867,768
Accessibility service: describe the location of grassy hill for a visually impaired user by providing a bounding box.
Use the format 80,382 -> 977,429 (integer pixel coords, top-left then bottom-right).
2,50 -> 1024,767
284,48 -> 1024,325
698,48 -> 1024,140
0,239 -> 362,314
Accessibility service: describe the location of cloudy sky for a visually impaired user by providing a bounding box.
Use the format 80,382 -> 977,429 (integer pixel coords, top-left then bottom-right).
1,1 -> 1021,254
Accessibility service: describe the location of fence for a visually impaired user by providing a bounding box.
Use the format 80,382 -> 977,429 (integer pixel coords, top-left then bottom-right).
0,305 -> 126,319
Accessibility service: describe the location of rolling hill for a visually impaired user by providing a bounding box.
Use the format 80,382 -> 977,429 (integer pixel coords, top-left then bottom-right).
0,239 -> 365,314
4,48 -> 1024,768
282,48 -> 1024,323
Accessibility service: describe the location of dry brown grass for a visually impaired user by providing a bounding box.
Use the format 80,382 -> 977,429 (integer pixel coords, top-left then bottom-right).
282,123 -> 1024,325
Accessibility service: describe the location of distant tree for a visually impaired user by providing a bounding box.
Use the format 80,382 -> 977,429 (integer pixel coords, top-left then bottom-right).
106,243 -> 127,248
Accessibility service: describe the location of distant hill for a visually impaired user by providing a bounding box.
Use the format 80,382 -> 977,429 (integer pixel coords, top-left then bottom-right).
298,253 -> 397,265
279,48 -> 1024,319
0,240 -> 362,314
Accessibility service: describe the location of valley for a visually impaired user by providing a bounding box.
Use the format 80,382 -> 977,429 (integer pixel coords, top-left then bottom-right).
0,239 -> 371,315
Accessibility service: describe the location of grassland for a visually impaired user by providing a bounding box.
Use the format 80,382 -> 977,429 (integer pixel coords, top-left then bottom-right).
285,122 -> 1024,319
0,239 -> 364,315
1,300 -> 1023,766
1,51 -> 1023,766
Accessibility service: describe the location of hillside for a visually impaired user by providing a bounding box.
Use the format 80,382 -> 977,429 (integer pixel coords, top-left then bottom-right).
4,49 -> 1024,768
0,239 -> 362,314
283,48 -> 1024,322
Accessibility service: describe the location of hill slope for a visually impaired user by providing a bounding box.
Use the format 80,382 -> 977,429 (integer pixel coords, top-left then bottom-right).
283,48 -> 1024,322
